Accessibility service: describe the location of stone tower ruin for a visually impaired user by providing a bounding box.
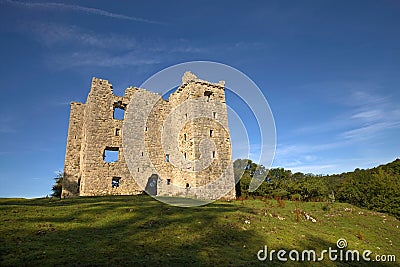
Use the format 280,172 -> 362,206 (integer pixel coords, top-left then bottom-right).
62,72 -> 236,200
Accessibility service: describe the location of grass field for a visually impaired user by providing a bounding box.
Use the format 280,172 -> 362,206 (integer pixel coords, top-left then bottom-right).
0,195 -> 398,266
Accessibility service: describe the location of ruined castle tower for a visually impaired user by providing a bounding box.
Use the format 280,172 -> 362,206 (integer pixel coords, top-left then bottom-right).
62,72 -> 235,200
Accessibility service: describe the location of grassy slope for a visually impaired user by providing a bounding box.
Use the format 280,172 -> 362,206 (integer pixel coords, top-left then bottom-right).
0,196 -> 398,266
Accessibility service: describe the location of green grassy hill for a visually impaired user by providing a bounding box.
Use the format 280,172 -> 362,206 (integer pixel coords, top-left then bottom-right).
0,196 -> 398,266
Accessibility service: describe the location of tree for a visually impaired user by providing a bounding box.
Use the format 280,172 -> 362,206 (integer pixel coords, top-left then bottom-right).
51,172 -> 64,198
300,176 -> 329,201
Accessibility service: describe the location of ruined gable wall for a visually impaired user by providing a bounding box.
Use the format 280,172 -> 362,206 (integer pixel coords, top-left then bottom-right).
62,102 -> 85,198
79,78 -> 141,196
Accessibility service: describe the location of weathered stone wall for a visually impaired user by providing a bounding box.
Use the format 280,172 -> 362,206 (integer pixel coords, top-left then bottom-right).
62,78 -> 142,198
62,102 -> 84,197
62,72 -> 235,200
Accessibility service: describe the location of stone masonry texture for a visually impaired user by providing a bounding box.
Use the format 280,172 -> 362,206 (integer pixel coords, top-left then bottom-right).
62,72 -> 236,200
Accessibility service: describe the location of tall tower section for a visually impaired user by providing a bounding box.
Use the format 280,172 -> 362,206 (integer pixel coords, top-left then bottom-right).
141,72 -> 236,200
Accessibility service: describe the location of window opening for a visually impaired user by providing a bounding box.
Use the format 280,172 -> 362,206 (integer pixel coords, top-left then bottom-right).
112,177 -> 121,188
113,101 -> 126,120
204,90 -> 212,102
114,108 -> 124,120
104,147 -> 119,162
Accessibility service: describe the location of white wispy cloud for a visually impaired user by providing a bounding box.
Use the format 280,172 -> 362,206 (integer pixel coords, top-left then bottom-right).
348,90 -> 388,107
21,23 -> 206,68
341,90 -> 400,140
6,13 -> 263,69
273,144 -> 334,174
275,141 -> 349,158
294,83 -> 400,141
273,143 -> 339,174
275,84 -> 400,174
351,110 -> 382,120
30,23 -> 138,49
341,121 -> 400,140
2,0 -> 161,24
49,50 -> 161,68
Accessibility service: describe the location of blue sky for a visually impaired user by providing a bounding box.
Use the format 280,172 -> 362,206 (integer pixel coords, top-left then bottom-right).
0,0 -> 399,198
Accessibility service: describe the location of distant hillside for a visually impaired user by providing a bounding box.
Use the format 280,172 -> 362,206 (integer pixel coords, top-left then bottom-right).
235,158 -> 400,219
327,159 -> 400,219
0,196 -> 398,266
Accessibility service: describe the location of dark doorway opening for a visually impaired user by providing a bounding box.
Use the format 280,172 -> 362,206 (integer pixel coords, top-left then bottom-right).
145,174 -> 158,196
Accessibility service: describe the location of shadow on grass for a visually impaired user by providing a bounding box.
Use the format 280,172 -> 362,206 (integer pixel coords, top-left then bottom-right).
1,196 -> 396,266
0,196 -> 268,266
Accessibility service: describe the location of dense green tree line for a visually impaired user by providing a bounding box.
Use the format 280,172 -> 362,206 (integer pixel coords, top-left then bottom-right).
234,158 -> 400,219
